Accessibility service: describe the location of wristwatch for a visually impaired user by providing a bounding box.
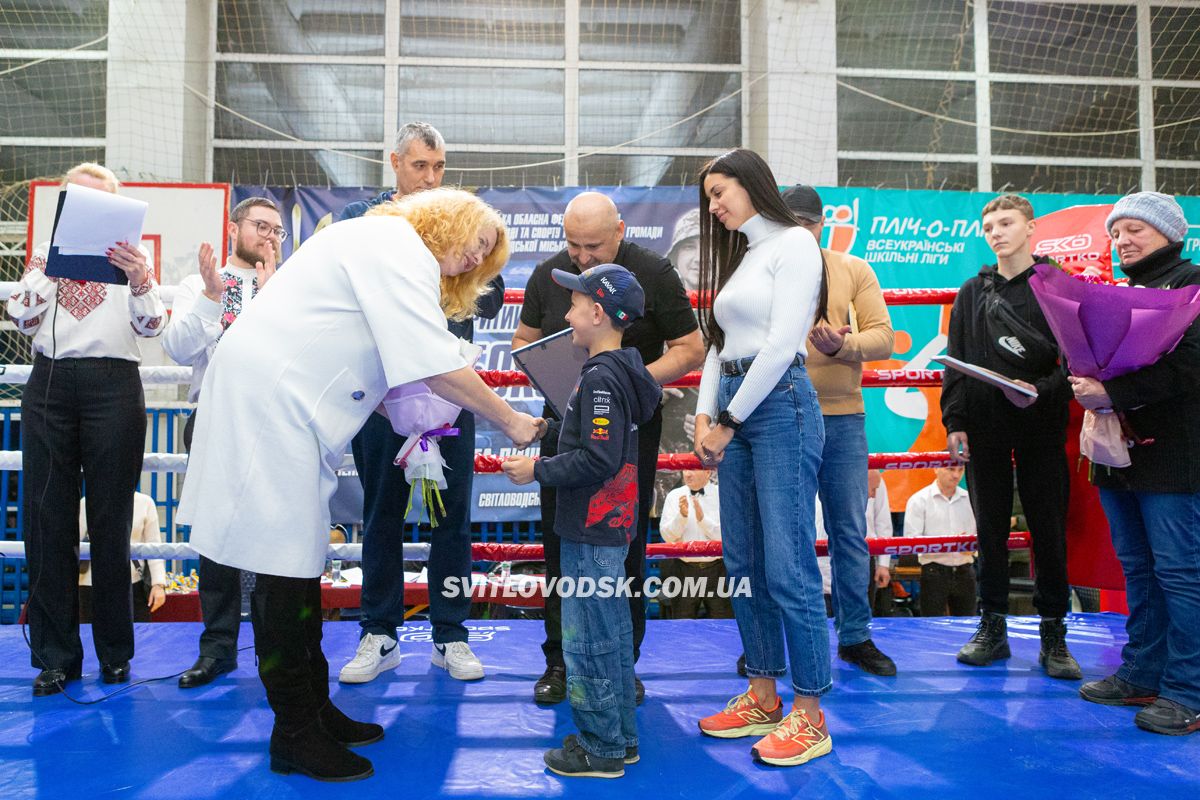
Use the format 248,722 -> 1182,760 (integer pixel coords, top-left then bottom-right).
716,410 -> 742,431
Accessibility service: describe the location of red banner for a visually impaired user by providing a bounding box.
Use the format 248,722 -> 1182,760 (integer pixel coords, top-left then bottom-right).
1030,204 -> 1115,278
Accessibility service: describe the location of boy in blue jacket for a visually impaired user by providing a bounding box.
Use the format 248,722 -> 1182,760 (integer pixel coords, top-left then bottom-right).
503,264 -> 662,778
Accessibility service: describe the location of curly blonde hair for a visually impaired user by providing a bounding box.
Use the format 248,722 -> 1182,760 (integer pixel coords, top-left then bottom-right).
366,188 -> 508,321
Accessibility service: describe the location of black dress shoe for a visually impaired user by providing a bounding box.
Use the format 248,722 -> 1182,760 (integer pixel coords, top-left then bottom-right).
534,665 -> 567,705
101,662 -> 131,684
269,721 -> 374,782
319,701 -> 385,747
634,675 -> 645,706
178,656 -> 237,689
33,665 -> 82,697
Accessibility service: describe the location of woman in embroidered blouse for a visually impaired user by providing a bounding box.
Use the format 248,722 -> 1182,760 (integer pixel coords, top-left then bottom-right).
691,149 -> 834,767
7,162 -> 165,697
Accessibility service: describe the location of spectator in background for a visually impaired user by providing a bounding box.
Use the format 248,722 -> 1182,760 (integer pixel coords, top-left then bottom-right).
1075,192 -> 1200,736
903,465 -> 977,617
866,471 -> 896,614
8,162 -> 165,697
164,196 -> 282,689
659,469 -> 731,619
782,184 -> 897,677
79,492 -> 166,623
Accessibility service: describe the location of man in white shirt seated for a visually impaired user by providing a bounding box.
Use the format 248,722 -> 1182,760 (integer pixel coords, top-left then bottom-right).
79,492 -> 167,623
659,469 -> 731,619
904,465 -> 978,617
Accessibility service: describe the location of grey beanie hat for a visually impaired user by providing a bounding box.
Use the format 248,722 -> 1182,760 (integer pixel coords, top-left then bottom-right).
1105,191 -> 1188,243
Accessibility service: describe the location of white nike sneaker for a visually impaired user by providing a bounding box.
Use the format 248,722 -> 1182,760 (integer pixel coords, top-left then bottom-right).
338,632 -> 401,684
431,641 -> 485,681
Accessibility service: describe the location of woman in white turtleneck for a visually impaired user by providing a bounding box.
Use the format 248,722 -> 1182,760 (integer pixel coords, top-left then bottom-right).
691,149 -> 833,768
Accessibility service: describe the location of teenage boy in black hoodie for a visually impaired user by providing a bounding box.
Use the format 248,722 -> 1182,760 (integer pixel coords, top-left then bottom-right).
941,194 -> 1081,680
503,264 -> 662,778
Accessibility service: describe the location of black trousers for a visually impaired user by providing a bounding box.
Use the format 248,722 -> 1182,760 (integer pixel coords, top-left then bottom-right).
540,407 -> 662,668
251,573 -> 328,732
919,562 -> 978,616
966,441 -> 1071,618
352,409 -> 474,641
23,355 -> 145,670
184,412 -> 245,661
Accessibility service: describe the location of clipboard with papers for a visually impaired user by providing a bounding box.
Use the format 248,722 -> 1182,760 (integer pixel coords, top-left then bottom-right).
511,328 -> 591,420
44,183 -> 148,285
931,355 -> 1039,399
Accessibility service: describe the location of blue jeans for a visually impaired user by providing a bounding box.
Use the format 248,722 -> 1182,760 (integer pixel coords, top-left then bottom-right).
353,409 -> 474,643
1099,488 -> 1200,712
818,413 -> 872,647
719,364 -> 831,697
559,538 -> 637,760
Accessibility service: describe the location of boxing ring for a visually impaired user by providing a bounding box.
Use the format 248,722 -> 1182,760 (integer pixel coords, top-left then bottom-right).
0,286 -> 1190,799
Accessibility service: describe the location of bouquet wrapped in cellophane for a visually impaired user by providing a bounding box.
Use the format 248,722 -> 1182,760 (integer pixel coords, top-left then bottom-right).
382,342 -> 482,526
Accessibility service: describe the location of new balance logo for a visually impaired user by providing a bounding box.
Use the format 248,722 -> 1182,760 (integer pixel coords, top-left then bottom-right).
998,336 -> 1026,358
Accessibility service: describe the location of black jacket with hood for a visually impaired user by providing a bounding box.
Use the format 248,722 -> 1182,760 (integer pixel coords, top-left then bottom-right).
941,257 -> 1071,447
533,347 -> 662,546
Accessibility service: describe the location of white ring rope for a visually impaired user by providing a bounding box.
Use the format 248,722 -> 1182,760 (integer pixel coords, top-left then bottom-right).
0,541 -> 409,562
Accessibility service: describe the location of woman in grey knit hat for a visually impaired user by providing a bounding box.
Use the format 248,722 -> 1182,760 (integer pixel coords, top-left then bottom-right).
1072,191 -> 1200,736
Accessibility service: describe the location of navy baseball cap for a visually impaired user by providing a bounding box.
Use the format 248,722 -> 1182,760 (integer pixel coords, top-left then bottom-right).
552,263 -> 645,328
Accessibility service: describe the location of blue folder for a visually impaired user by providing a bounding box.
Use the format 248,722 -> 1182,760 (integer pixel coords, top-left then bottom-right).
43,190 -> 129,285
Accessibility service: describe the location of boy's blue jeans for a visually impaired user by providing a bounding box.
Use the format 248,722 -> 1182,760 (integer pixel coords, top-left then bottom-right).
559,538 -> 638,760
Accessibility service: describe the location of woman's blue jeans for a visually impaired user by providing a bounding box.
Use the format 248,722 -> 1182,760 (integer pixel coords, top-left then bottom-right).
718,363 -> 831,697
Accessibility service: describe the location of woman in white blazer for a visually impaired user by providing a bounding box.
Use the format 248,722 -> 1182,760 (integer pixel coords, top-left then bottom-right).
178,188 -> 544,782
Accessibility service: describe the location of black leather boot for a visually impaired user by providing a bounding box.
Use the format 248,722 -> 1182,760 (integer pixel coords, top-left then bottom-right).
957,612 -> 1010,666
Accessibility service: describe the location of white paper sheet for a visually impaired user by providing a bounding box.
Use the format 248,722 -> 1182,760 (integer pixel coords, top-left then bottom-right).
52,182 -> 149,256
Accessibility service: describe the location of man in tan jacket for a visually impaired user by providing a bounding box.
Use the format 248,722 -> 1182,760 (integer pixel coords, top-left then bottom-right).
784,185 -> 897,675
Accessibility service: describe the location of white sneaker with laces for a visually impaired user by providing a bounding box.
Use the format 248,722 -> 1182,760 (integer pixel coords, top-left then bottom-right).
338,632 -> 400,684
432,641 -> 485,681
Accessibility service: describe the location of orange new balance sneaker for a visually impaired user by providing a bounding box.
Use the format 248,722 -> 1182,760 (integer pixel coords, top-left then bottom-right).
750,708 -> 833,766
698,690 -> 784,739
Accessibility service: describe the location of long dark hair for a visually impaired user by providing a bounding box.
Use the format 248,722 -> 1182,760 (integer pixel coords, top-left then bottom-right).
697,148 -> 829,352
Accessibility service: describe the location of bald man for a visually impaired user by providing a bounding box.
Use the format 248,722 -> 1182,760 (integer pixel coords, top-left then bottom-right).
513,191 -> 705,705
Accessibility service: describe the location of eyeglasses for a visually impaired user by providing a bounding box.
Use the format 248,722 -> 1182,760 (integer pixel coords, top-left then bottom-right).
242,218 -> 288,242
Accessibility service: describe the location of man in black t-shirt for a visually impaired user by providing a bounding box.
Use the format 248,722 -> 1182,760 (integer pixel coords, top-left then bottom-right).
512,191 -> 704,706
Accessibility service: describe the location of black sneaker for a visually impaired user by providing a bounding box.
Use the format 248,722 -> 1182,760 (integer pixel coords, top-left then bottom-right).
544,735 -> 624,778
634,675 -> 645,706
1038,618 -> 1082,680
1135,698 -> 1200,736
624,745 -> 639,765
736,653 -> 747,677
838,639 -> 897,676
957,612 -> 1010,666
1079,675 -> 1158,707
